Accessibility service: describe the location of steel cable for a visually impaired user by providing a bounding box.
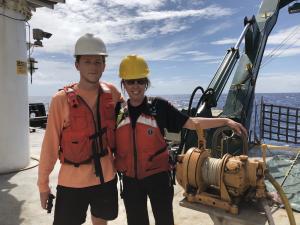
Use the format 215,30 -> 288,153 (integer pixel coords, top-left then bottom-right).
202,157 -> 222,186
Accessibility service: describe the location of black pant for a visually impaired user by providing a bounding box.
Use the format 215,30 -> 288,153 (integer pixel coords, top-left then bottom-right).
122,172 -> 174,225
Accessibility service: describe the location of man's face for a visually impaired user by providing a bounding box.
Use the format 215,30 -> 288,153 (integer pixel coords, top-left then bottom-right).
75,55 -> 105,84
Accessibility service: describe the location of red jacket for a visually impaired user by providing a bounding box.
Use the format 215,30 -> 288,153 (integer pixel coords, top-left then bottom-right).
115,112 -> 169,179
59,83 -> 116,166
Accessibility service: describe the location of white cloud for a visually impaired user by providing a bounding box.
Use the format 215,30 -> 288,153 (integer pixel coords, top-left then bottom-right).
149,76 -> 207,95
211,38 -> 238,45
264,47 -> 300,58
29,36 -> 224,94
156,20 -> 189,35
203,22 -> 232,36
30,59 -> 77,85
211,25 -> 300,48
180,50 -> 221,62
26,0 -> 300,95
30,39 -> 195,88
256,72 -> 300,93
29,37 -> 219,95
211,25 -> 300,59
29,58 -> 121,96
103,0 -> 166,9
138,6 -> 234,20
262,25 -> 300,58
267,25 -> 300,46
29,3 -> 234,55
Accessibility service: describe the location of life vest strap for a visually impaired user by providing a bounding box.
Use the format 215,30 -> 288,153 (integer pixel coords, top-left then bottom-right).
89,127 -> 107,140
117,172 -> 124,199
148,145 -> 168,161
64,86 -> 79,107
63,156 -> 93,167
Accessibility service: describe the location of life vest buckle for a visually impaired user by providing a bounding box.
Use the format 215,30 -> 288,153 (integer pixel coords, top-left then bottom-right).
63,86 -> 79,107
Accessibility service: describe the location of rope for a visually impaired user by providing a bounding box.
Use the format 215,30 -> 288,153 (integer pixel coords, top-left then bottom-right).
280,150 -> 300,187
202,158 -> 222,186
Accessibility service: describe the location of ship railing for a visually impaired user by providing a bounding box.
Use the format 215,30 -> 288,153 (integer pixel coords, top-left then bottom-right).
260,98 -> 300,144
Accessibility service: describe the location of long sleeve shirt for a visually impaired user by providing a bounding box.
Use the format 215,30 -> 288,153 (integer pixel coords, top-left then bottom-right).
37,81 -> 121,193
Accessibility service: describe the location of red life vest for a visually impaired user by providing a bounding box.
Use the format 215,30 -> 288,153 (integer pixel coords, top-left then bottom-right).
115,110 -> 169,179
59,83 -> 116,166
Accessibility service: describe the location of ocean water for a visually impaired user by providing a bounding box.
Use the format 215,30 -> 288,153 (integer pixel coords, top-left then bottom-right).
29,92 -> 300,111
29,92 -> 300,146
160,93 -> 300,110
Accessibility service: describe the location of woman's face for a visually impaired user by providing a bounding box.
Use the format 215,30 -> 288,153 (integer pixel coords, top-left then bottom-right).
123,78 -> 147,106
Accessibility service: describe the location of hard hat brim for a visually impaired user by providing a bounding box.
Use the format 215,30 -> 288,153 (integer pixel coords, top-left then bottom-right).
74,53 -> 108,57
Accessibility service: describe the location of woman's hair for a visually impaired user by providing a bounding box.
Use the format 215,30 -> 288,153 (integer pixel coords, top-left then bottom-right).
75,55 -> 106,64
120,77 -> 151,93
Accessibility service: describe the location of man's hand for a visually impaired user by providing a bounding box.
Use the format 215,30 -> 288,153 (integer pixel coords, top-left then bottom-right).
40,191 -> 55,213
40,191 -> 50,209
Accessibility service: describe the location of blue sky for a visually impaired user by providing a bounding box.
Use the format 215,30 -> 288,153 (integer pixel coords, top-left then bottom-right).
28,0 -> 300,96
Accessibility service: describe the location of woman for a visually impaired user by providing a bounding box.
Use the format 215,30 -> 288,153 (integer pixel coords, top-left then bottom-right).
115,55 -> 247,225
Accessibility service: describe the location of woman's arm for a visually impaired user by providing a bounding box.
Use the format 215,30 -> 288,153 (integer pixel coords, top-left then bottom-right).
183,117 -> 247,136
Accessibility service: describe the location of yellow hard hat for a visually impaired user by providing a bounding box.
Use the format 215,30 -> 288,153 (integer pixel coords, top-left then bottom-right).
119,55 -> 149,80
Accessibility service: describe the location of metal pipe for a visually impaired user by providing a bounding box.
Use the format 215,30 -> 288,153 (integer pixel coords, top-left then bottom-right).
260,198 -> 275,225
234,23 -> 251,49
204,21 -> 252,108
207,49 -> 239,103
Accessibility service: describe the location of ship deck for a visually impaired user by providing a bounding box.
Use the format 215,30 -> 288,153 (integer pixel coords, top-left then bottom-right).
0,130 -> 299,225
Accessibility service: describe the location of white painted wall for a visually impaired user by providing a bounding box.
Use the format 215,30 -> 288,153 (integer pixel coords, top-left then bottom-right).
0,6 -> 29,172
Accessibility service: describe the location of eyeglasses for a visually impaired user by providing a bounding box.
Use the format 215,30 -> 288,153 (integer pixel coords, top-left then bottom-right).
124,79 -> 147,85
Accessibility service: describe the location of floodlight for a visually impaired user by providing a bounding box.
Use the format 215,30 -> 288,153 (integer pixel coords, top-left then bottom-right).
288,2 -> 300,14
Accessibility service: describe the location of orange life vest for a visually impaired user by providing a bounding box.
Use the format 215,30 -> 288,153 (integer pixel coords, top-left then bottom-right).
115,106 -> 169,179
59,83 -> 116,166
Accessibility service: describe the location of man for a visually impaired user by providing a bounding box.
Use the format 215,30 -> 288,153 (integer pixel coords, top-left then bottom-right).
37,33 -> 121,225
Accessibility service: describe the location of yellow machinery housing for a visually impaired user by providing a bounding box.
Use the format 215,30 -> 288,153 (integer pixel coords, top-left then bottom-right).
176,147 -> 267,214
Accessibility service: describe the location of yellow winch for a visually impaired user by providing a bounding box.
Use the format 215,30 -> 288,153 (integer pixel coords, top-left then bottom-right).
176,147 -> 266,214
176,128 -> 267,214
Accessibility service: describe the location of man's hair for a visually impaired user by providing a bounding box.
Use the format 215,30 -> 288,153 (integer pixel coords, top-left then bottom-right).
75,55 -> 106,64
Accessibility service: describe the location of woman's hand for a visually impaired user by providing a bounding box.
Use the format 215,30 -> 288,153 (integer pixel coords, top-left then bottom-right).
226,119 -> 248,137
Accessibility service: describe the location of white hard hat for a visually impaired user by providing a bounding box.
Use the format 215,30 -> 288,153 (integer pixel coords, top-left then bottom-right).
74,33 -> 108,56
